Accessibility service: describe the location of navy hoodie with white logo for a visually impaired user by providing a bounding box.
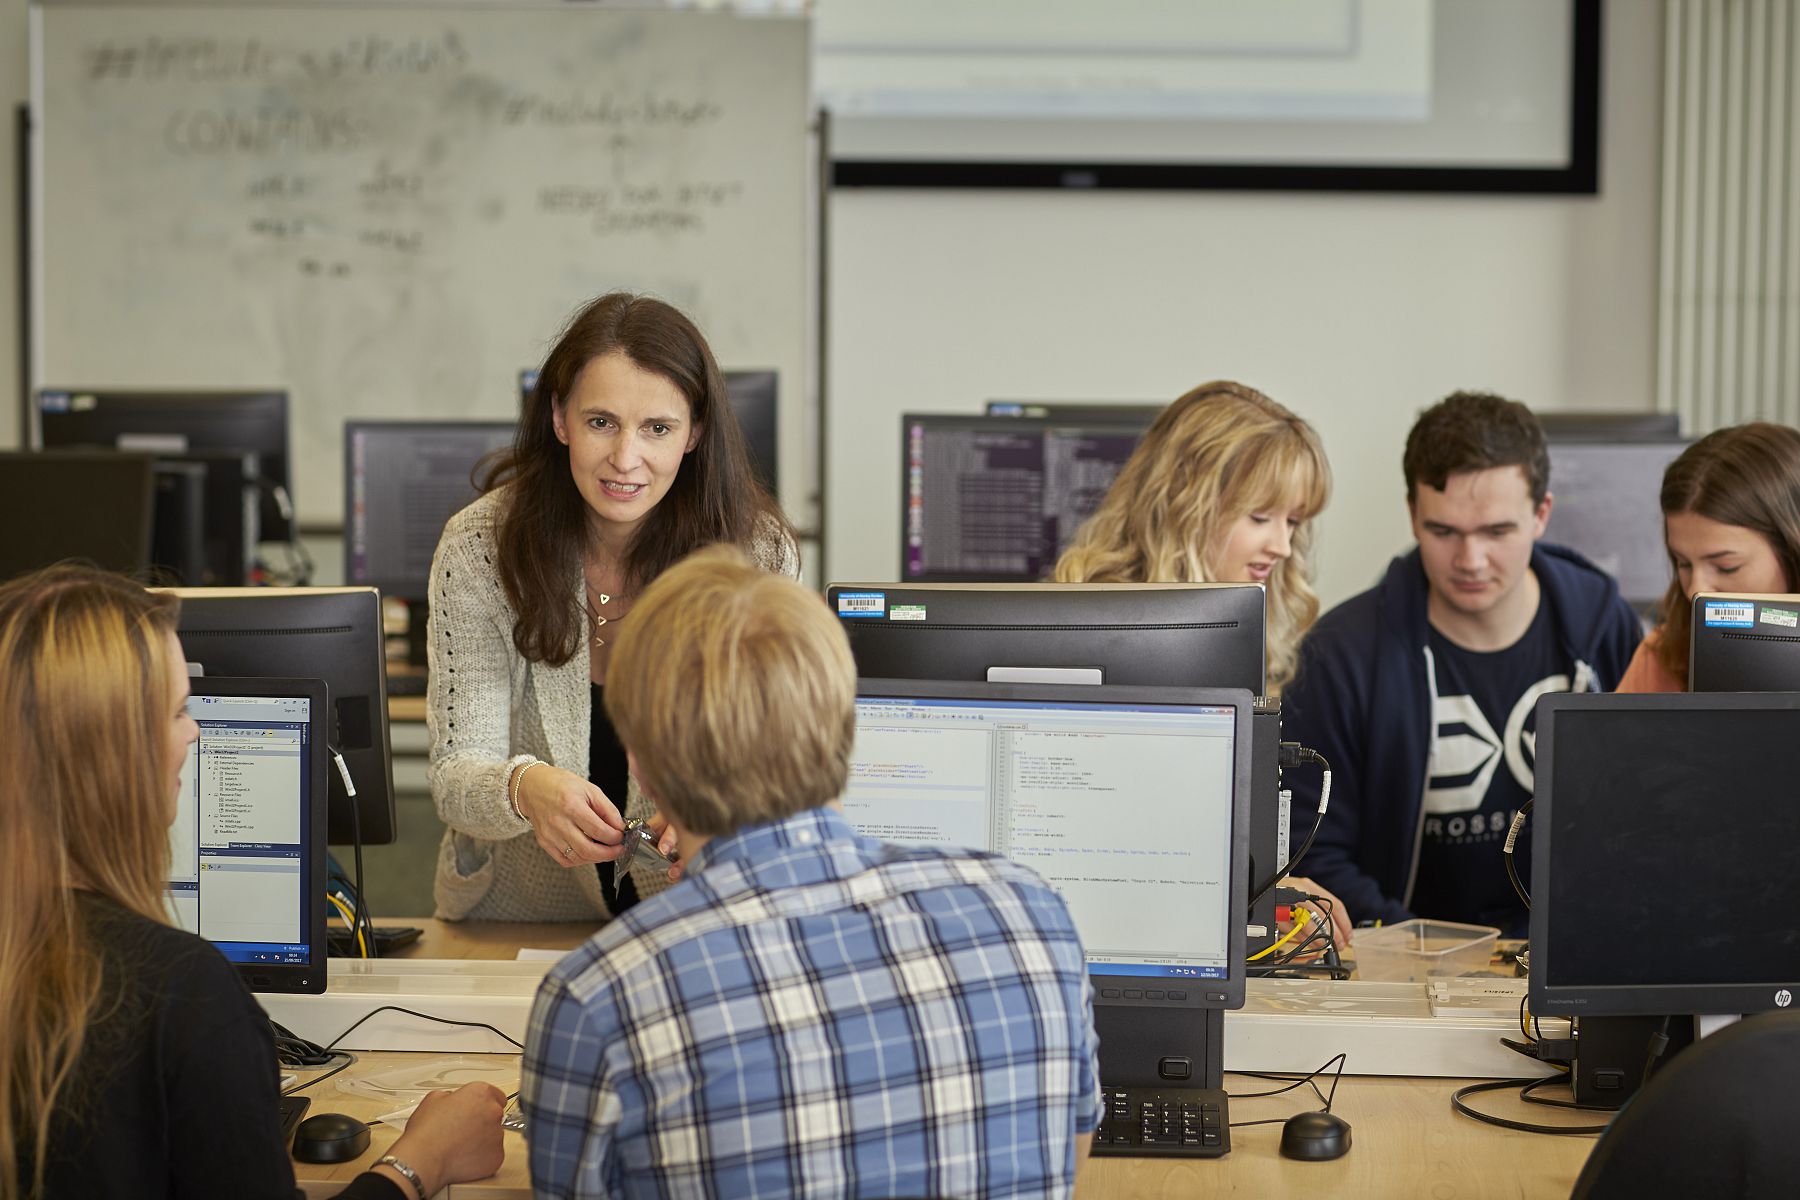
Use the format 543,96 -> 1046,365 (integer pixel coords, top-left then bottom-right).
1280,543 -> 1643,927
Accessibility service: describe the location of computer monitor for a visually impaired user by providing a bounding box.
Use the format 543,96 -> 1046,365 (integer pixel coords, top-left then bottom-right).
36,388 -> 294,540
846,679 -> 1251,1087
170,674 -> 329,994
902,413 -> 1156,581
521,367 -> 779,494
826,581 -> 1265,693
1688,593 -> 1800,691
149,459 -> 208,586
156,448 -> 261,585
1538,410 -> 1682,441
1530,691 -> 1800,1020
163,587 -> 396,846
1543,437 -> 1688,609
344,420 -> 514,602
0,450 -> 156,580
723,369 -> 779,495
986,400 -> 1166,422
825,580 -> 1286,960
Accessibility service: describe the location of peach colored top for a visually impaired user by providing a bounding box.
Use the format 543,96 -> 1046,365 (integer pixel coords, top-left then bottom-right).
1615,630 -> 1684,693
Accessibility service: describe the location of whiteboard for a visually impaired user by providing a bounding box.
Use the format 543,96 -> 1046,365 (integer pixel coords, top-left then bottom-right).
31,3 -> 812,527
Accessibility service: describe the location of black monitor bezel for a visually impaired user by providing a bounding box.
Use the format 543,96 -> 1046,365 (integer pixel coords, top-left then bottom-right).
852,677 -> 1253,1012
985,400 -> 1166,422
827,580 -> 1267,695
163,586 -> 396,847
0,449 -> 157,579
180,673 -> 330,995
899,411 -> 1156,583
35,388 -> 294,541
1540,436 -> 1690,608
342,418 -> 515,601
1688,592 -> 1800,693
1530,690 -> 1800,1017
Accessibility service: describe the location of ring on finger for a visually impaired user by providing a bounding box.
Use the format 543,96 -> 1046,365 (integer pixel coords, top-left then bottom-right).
562,844 -> 576,859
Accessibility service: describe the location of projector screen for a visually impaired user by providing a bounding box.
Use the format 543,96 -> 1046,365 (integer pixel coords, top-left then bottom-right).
821,0 -> 1599,193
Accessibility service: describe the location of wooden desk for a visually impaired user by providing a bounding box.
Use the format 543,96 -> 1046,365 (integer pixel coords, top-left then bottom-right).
390,695 -> 427,724
301,920 -> 1599,1197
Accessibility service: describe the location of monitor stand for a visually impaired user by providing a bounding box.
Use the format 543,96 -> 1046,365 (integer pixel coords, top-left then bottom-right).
406,600 -> 430,668
1095,1006 -> 1225,1089
1572,1013 -> 1695,1107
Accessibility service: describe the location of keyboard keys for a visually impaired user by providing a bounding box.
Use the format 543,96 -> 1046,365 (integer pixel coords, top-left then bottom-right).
1092,1086 -> 1230,1159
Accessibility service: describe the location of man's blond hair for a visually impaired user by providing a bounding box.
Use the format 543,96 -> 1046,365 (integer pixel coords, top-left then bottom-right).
605,545 -> 856,837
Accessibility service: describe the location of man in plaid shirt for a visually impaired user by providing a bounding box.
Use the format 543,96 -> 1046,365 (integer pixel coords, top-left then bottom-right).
522,546 -> 1100,1199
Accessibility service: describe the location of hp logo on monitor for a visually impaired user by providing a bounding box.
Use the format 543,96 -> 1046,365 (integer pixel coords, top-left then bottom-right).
1777,989 -> 1793,1008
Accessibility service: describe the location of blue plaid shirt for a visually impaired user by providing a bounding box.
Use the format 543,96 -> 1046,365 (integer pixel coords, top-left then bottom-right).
523,805 -> 1100,1199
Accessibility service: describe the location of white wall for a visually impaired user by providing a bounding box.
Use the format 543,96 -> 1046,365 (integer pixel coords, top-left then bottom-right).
2,0 -> 1662,606
1,0 -> 24,449
823,0 -> 1663,610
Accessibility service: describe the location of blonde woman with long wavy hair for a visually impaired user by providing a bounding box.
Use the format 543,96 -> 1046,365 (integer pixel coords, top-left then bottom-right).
1054,380 -> 1331,695
0,565 -> 502,1200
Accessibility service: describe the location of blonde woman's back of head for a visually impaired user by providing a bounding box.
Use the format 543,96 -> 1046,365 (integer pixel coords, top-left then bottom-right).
1054,381 -> 1332,693
0,565 -> 180,1200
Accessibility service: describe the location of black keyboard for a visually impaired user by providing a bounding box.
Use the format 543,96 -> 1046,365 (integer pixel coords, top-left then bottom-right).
1091,1086 -> 1229,1157
279,1094 -> 311,1144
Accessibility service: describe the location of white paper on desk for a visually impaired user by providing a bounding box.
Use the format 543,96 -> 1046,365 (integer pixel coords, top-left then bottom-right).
516,947 -> 570,962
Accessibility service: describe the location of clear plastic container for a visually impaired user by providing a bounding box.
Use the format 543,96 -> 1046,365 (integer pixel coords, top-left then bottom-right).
1351,919 -> 1500,983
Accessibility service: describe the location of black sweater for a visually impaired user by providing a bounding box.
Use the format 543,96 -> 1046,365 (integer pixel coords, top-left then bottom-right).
23,892 -> 403,1200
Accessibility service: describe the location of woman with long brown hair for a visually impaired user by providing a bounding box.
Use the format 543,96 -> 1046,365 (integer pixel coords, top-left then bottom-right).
1617,422 -> 1800,692
0,565 -> 504,1200
428,292 -> 796,922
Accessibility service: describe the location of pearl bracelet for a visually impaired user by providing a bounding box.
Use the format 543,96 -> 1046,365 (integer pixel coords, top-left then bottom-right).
508,760 -> 544,826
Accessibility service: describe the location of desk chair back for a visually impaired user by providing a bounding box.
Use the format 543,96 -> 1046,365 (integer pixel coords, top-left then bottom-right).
1570,1011 -> 1800,1200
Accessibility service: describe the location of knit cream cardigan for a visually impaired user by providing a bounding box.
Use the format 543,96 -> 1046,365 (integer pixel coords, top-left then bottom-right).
425,486 -> 799,922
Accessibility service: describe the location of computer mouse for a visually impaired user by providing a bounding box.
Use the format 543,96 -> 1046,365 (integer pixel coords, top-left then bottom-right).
291,1111 -> 372,1164
1279,1110 -> 1351,1161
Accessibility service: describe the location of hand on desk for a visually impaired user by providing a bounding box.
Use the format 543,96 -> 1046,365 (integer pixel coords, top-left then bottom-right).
516,764 -> 627,868
375,1081 -> 507,1196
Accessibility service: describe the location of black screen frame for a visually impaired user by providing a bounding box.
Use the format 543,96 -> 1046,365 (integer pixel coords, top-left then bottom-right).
852,677 -> 1253,1012
35,387 -> 294,540
828,580 -> 1266,695
899,412 -> 1158,583
1530,690 -> 1800,1018
179,673 -> 330,996
163,586 -> 396,847
1688,593 -> 1800,693
342,418 -> 514,602
832,0 -> 1601,195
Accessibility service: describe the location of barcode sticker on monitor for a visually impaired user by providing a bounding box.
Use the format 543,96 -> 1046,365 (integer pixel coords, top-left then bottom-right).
1703,601 -> 1757,628
837,592 -> 886,618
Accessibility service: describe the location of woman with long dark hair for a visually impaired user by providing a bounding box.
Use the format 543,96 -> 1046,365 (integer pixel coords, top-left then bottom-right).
1617,422 -> 1800,692
428,292 -> 796,921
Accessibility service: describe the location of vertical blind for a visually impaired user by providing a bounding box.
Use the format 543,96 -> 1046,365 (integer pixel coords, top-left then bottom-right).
1658,0 -> 1800,431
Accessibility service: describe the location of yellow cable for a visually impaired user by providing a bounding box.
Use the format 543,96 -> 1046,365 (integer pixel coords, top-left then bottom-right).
1248,907 -> 1312,962
327,892 -> 367,957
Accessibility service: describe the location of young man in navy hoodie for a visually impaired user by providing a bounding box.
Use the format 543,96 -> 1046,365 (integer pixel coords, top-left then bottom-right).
1281,393 -> 1641,937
